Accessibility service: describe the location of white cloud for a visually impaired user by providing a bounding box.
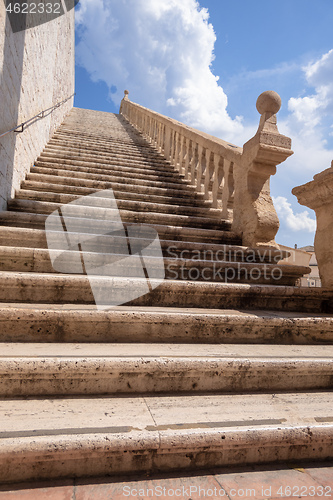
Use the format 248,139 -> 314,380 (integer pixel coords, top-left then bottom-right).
274,49 -> 333,189
75,0 -> 244,141
75,3 -> 333,247
288,49 -> 333,130
273,196 -> 316,233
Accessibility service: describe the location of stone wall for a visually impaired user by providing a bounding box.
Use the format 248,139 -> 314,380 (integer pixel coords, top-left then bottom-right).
0,5 -> 75,210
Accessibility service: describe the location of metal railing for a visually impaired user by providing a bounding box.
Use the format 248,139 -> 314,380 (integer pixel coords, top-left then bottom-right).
0,92 -> 75,139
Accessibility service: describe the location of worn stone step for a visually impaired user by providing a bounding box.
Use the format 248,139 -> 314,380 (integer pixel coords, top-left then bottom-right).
0,226 -> 283,263
0,212 -> 237,243
32,163 -> 198,192
26,171 -> 206,201
0,304 -> 332,344
41,148 -> 176,175
0,392 -> 332,483
55,123 -> 154,141
54,128 -> 155,150
0,245 -> 308,286
7,199 -> 229,230
45,142 -> 171,168
35,157 -> 219,196
33,161 -> 185,189
57,119 -> 148,136
0,106 -> 329,485
0,272 -> 331,312
37,151 -> 182,181
15,189 -> 221,220
0,343 -> 333,396
48,137 -> 167,161
21,179 -> 209,208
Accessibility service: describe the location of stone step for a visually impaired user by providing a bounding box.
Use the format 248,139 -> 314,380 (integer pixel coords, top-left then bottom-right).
15,189 -> 221,220
7,199 -> 229,230
26,171 -> 206,200
0,392 -> 332,483
48,137 -> 168,161
32,163 -> 200,193
0,245 -> 307,285
35,155 -> 218,195
0,271 -> 331,312
44,142 -> 171,167
0,303 -> 332,344
41,147 -> 176,174
54,124 -> 155,141
1,343 -> 333,396
0,226 -> 284,263
0,212 -> 237,243
21,179 -> 209,208
57,119 -> 149,135
36,155 -> 187,183
54,129 -> 157,151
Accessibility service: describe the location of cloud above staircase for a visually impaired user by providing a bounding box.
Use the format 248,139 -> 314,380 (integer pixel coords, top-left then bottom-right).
75,0 -> 333,247
75,0 -> 244,141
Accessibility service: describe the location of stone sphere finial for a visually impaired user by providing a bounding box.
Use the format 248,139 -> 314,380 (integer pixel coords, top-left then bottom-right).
256,91 -> 281,115
124,90 -> 129,96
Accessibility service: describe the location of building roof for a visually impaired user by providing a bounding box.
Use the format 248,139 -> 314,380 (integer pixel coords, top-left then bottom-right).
300,245 -> 314,252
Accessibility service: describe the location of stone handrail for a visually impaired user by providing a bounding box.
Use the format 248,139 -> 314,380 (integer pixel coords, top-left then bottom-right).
120,90 -> 293,248
293,161 -> 333,288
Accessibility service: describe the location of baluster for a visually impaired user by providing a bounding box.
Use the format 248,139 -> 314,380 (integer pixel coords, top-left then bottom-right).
150,118 -> 154,143
147,117 -> 151,142
228,162 -> 235,210
142,113 -> 145,134
211,154 -> 223,208
171,130 -> 177,165
221,159 -> 232,219
183,138 -> 190,179
153,120 -> 157,147
196,145 -> 204,192
157,123 -> 163,152
146,116 -> 150,141
203,150 -> 214,200
189,143 -> 197,185
178,135 -> 185,175
164,126 -> 171,161
173,132 -> 179,171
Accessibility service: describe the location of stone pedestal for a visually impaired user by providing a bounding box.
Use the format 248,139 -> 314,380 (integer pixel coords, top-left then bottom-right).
293,162 -> 333,289
232,91 -> 293,248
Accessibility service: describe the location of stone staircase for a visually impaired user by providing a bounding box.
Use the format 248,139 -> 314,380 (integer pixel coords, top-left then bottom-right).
0,107 -> 332,484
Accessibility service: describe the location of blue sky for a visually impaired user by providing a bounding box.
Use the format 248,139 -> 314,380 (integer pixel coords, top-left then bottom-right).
74,0 -> 333,248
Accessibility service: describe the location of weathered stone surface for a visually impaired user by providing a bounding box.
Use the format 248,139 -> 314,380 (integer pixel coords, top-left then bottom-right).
0,393 -> 332,483
232,91 -> 293,248
0,342 -> 332,396
0,105 -> 332,485
0,304 -> 332,344
293,161 -> 333,288
120,90 -> 293,248
0,3 -> 74,210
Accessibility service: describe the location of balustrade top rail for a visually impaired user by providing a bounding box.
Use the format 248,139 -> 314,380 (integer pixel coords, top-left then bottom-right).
120,92 -> 242,163
120,90 -> 293,249
0,93 -> 75,139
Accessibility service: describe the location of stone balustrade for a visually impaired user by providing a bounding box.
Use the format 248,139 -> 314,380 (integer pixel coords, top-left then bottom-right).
120,90 -> 293,248
293,161 -> 333,289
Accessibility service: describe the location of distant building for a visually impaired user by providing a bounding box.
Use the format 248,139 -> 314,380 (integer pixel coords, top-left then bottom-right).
278,244 -> 321,287
299,246 -> 321,287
